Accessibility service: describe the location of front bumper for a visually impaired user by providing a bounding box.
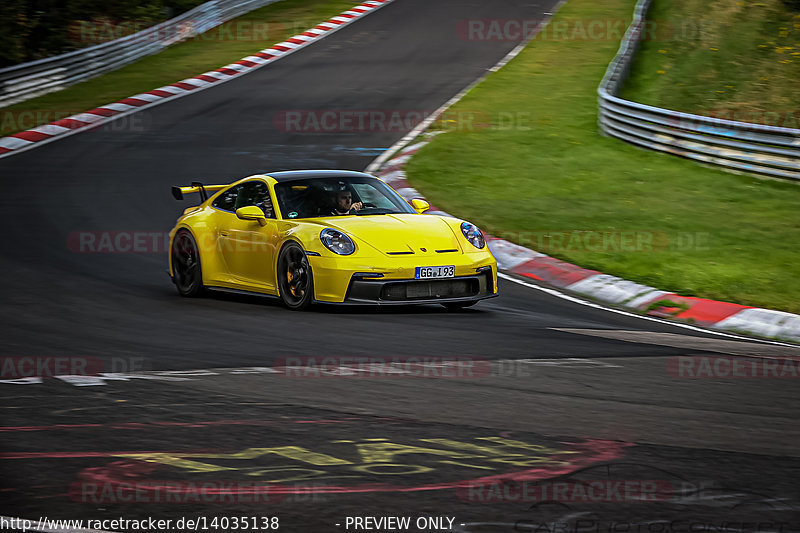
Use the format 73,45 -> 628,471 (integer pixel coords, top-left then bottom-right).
307,250 -> 498,304
341,268 -> 496,305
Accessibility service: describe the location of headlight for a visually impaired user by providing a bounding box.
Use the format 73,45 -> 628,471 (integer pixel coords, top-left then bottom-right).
461,221 -> 485,249
320,228 -> 355,255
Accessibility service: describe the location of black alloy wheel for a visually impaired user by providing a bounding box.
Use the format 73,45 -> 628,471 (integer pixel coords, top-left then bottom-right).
278,242 -> 314,310
171,229 -> 204,297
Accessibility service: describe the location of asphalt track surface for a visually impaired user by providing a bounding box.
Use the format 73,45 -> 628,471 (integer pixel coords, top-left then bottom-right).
1,0 -> 799,531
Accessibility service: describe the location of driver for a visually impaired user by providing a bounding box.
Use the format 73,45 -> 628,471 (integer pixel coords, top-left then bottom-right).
330,189 -> 363,215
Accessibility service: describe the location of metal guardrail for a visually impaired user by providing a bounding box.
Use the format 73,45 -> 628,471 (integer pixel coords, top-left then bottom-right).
598,0 -> 800,181
0,0 -> 280,108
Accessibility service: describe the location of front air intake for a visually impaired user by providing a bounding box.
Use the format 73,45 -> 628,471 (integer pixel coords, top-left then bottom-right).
380,279 -> 479,301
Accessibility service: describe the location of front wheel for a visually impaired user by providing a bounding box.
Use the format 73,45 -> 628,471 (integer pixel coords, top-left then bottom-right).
171,229 -> 204,297
277,242 -> 314,310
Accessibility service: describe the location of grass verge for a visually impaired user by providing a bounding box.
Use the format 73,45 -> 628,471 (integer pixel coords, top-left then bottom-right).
405,0 -> 800,314
621,0 -> 800,124
0,0 -> 356,137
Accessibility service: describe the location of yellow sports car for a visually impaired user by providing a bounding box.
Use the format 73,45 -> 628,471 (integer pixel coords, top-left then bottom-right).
168,170 -> 497,310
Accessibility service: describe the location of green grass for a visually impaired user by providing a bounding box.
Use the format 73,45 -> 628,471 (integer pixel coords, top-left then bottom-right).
0,0 -> 356,136
406,0 -> 800,314
622,0 -> 800,123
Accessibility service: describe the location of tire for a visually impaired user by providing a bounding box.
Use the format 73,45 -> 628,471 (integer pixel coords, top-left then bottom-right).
277,242 -> 314,310
171,229 -> 204,297
442,301 -> 478,311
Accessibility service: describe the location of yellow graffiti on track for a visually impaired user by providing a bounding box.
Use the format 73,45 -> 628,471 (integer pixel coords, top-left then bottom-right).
114,437 -> 576,484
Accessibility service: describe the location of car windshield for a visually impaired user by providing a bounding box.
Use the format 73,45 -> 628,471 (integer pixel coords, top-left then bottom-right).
274,176 -> 416,219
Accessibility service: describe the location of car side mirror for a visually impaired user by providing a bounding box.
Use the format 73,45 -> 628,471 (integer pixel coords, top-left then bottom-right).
409,198 -> 430,214
236,206 -> 267,226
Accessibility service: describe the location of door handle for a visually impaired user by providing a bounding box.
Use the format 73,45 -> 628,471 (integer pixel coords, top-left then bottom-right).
220,231 -> 229,237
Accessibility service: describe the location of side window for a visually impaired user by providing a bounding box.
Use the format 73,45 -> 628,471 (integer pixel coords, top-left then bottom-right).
212,181 -> 274,218
235,181 -> 275,218
212,185 -> 239,212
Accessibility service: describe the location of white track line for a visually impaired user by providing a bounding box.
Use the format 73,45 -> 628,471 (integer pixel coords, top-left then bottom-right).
499,272 -> 799,348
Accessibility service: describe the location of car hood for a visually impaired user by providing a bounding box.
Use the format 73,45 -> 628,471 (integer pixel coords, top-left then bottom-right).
319,214 -> 464,256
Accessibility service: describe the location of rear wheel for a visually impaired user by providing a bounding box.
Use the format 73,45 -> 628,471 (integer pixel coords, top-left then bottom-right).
277,242 -> 314,310
442,301 -> 477,311
171,229 -> 204,297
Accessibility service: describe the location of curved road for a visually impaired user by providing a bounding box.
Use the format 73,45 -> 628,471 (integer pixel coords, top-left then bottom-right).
1,0 -> 799,530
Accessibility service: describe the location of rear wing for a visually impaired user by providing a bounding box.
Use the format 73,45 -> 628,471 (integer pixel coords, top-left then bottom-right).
171,182 -> 228,202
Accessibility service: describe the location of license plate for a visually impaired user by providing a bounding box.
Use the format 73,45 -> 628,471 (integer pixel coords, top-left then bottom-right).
415,265 -> 455,279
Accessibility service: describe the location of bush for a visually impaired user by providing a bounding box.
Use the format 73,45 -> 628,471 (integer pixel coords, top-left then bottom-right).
781,0 -> 800,11
0,0 -> 206,68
